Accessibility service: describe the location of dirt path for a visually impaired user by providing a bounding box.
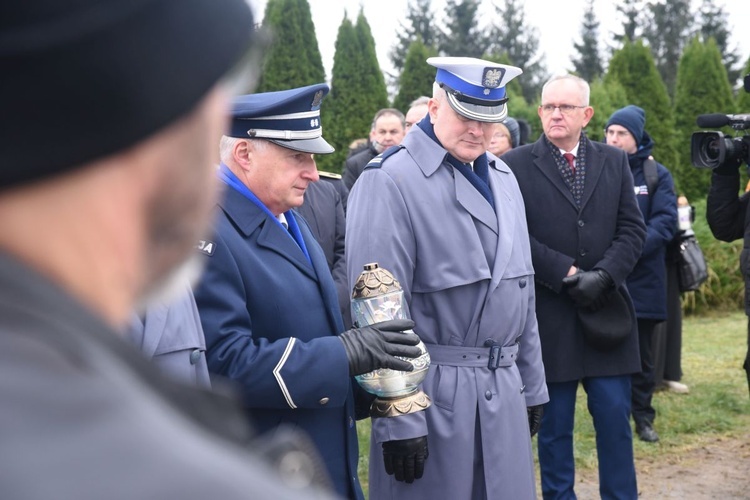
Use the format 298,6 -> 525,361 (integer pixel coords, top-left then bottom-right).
573,433 -> 750,499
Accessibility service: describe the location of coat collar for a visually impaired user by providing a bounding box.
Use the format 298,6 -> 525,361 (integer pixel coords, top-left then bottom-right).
530,135 -> 606,211
219,187 -> 316,279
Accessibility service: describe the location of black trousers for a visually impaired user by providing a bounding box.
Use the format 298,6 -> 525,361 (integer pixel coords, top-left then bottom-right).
632,318 -> 659,427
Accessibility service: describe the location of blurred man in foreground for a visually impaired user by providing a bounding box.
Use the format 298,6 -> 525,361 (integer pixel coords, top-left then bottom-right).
0,0 -> 336,498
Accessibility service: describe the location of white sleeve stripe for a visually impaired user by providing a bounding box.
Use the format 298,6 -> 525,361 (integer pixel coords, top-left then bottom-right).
273,338 -> 297,409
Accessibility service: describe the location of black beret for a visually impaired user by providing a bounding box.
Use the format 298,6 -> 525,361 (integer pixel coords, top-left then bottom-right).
0,0 -> 256,189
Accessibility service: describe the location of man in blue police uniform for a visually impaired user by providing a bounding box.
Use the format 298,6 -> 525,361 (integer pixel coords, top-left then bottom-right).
193,83 -> 423,500
502,75 -> 646,499
346,57 -> 549,499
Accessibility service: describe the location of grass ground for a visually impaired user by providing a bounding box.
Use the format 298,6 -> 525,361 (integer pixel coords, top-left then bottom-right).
356,310 -> 750,496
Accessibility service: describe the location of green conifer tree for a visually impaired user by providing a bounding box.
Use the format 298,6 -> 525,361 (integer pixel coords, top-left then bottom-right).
389,0 -> 440,73
605,40 -> 677,175
487,0 -> 547,104
643,0 -> 692,99
738,57 -> 750,111
587,79 -> 629,143
317,11 -> 388,174
697,0 -> 742,87
571,0 -> 604,82
612,0 -> 645,45
257,0 -> 325,92
673,37 -> 735,199
392,40 -> 436,113
439,0 -> 488,59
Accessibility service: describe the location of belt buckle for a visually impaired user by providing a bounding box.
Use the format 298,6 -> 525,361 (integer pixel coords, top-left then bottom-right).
487,344 -> 501,370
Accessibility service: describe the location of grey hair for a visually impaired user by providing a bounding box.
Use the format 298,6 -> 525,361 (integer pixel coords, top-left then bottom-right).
219,136 -> 268,163
541,74 -> 590,106
409,95 -> 430,108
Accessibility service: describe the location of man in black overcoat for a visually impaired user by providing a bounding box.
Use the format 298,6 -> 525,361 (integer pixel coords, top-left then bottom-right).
502,74 -> 646,500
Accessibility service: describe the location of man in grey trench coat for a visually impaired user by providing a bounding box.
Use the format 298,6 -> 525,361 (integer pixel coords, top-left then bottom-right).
346,57 -> 549,499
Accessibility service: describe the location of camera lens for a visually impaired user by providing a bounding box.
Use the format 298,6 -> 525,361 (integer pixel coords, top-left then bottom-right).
705,137 -> 722,161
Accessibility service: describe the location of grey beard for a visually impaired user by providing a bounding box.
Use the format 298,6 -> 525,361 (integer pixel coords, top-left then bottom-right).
133,254 -> 204,315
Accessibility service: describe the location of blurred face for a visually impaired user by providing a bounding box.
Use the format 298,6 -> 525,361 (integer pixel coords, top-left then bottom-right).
372,114 -> 405,150
245,141 -> 319,215
430,94 -> 494,163
140,86 -> 229,305
605,124 -> 638,154
405,104 -> 428,132
538,79 -> 593,151
488,125 -> 512,156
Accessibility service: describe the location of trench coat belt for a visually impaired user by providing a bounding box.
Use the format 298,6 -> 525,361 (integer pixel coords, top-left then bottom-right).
425,343 -> 519,369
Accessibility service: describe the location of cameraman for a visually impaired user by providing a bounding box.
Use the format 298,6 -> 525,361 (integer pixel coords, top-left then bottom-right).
706,157 -> 750,395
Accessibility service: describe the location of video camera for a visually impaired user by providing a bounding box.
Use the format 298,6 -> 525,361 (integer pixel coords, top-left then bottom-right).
691,74 -> 750,170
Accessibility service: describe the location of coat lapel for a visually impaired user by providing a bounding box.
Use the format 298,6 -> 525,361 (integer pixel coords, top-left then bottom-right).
487,160 -> 516,290
297,219 -> 345,333
454,170 -> 498,234
531,140 -> 578,210
221,188 -> 317,280
579,138 -> 604,211
140,303 -> 168,359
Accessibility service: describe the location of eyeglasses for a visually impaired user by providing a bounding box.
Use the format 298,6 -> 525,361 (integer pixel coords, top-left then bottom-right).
539,104 -> 587,115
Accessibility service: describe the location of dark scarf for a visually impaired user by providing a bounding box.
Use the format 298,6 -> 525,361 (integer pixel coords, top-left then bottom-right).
417,115 -> 495,210
544,131 -> 589,207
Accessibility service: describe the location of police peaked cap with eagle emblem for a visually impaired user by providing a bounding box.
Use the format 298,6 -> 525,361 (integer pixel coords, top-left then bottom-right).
229,83 -> 334,155
427,57 -> 523,123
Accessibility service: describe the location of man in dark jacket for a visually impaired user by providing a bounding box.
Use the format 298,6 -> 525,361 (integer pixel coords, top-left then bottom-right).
342,108 -> 405,190
297,173 -> 351,328
502,74 -> 646,499
605,105 -> 678,443
706,135 -> 750,396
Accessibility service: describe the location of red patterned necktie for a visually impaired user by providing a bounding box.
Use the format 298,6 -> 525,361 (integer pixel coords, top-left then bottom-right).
563,152 -> 576,175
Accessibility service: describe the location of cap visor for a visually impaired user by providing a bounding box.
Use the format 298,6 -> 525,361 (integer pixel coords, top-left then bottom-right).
446,93 -> 508,123
268,137 -> 335,154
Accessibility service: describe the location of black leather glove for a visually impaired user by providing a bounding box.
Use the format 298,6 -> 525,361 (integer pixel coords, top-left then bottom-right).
382,436 -> 428,483
339,319 -> 421,376
561,269 -> 613,310
527,405 -> 544,438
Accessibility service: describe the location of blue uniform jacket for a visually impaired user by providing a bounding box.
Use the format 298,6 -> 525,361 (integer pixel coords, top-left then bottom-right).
625,132 -> 678,320
193,183 -> 363,499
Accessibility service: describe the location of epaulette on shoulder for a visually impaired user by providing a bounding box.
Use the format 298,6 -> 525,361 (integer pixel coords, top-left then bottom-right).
318,170 -> 341,180
364,145 -> 403,170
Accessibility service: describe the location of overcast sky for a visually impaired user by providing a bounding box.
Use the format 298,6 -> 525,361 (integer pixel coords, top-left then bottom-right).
247,0 -> 750,87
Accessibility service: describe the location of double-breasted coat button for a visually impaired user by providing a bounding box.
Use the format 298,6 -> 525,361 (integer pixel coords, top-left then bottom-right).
579,249 -> 587,257
485,390 -> 493,401
578,220 -> 585,227
319,397 -> 330,405
189,349 -> 202,365
519,279 -> 527,288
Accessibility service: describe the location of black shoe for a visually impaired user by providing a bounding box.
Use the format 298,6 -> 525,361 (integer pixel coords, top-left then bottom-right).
636,423 -> 659,443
